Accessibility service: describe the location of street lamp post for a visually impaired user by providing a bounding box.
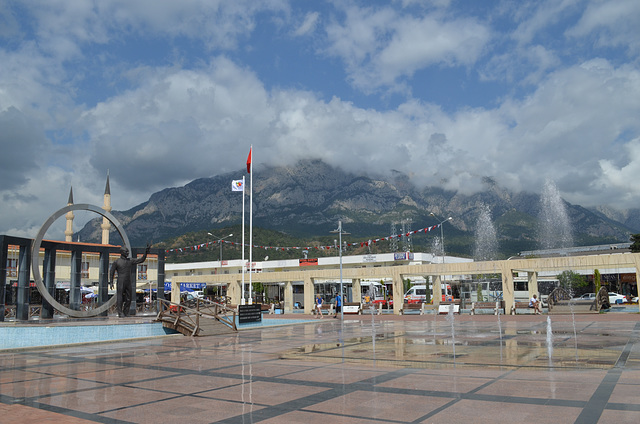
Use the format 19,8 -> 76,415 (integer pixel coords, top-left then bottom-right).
330,221 -> 349,321
207,232 -> 233,263
429,213 -> 452,264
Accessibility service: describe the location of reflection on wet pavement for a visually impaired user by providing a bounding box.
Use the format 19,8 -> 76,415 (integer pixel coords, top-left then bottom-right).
281,318 -> 627,370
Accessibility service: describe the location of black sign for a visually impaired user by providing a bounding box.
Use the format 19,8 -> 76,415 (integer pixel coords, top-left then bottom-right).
238,304 -> 262,323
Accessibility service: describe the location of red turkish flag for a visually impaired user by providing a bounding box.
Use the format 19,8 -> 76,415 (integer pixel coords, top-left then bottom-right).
246,148 -> 252,173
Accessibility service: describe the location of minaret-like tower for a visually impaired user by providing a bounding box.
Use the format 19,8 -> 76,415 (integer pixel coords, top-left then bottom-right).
65,187 -> 74,242
101,171 -> 112,245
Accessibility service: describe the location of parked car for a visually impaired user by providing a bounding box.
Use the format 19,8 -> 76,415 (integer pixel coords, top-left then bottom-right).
608,292 -> 626,304
631,296 -> 638,304
574,293 -> 595,300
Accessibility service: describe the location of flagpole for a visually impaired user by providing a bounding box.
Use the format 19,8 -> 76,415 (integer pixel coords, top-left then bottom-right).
241,175 -> 246,305
249,145 -> 253,305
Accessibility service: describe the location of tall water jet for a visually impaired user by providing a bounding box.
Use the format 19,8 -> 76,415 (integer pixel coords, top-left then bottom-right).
446,304 -> 456,367
474,203 -> 498,261
539,180 -> 574,250
431,236 -> 443,261
546,316 -> 554,365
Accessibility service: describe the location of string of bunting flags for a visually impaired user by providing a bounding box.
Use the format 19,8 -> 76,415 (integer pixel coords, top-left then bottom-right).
164,224 -> 442,254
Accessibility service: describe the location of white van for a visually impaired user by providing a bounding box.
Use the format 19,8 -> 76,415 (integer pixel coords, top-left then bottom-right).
404,284 -> 453,304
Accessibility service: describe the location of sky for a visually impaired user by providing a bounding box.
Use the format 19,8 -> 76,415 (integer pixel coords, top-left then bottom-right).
1,0 -> 639,240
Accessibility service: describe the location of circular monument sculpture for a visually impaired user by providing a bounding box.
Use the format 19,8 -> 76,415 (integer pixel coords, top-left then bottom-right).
31,203 -> 132,318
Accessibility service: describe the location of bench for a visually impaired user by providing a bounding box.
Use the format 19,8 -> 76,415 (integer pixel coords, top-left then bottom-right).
548,299 -> 598,314
510,301 -> 536,314
267,303 -> 284,314
470,301 -> 504,315
438,303 -> 460,314
313,303 -> 335,316
342,302 -> 361,314
400,302 -> 428,315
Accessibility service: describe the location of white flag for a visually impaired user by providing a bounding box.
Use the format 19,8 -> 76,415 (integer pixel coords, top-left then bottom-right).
231,179 -> 244,191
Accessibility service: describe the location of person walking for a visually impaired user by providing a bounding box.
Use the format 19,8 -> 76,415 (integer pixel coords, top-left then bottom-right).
334,293 -> 342,318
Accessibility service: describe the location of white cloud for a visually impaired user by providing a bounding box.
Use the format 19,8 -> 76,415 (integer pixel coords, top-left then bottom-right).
293,11 -> 320,36
567,0 -> 640,53
598,138 -> 640,204
325,5 -> 490,91
1,0 -> 640,240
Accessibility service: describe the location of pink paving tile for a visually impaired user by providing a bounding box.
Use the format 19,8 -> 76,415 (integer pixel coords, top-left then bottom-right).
305,390 -> 451,422
617,369 -> 640,383
199,380 -> 330,405
0,375 -> 108,399
99,395 -> 264,423
33,362 -> 127,377
223,362 -> 319,378
609,382 -> 640,404
0,369 -> 49,384
598,409 -> 640,424
285,367 -> 389,385
506,368 -> 608,383
260,410 -> 382,424
377,373 -> 494,393
425,399 -> 582,424
128,373 -> 241,394
37,385 -> 176,414
72,366 -> 179,385
0,403 -> 96,424
475,378 -> 599,401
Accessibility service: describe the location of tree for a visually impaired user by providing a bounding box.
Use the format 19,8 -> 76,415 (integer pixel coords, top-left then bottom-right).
593,269 -> 602,295
630,234 -> 640,253
476,284 -> 484,302
557,270 -> 587,293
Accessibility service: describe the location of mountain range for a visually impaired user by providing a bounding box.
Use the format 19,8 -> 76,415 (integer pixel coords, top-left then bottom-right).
77,159 -> 639,258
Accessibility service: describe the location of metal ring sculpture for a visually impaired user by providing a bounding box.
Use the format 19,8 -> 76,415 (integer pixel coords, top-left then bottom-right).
31,204 -> 132,318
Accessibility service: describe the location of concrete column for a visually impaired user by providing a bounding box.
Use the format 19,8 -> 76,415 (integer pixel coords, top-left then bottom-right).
433,275 -> 442,307
0,238 -> 7,322
69,250 -> 82,312
17,245 -> 32,321
528,272 -> 539,298
352,278 -> 362,303
156,249 -> 165,311
42,248 -> 57,319
228,279 -> 241,305
304,276 -> 314,315
171,281 -> 181,304
98,250 -> 109,317
500,264 -> 515,312
392,272 -> 404,315
633,256 -> 640,314
284,281 -> 294,313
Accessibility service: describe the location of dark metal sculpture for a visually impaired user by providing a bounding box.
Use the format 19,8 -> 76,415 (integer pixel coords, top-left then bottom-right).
110,245 -> 150,317
31,203 -> 132,318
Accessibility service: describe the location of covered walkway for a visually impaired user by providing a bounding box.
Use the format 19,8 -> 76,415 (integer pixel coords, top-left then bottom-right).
172,252 -> 640,315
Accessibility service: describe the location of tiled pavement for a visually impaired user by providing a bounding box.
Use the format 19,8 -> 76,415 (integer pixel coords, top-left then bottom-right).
1,313 -> 639,423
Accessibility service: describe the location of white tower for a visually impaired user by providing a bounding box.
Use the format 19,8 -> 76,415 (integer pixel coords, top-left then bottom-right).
101,172 -> 112,244
65,187 -> 74,242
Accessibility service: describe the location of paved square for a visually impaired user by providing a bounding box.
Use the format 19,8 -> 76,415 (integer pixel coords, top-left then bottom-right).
1,313 -> 639,423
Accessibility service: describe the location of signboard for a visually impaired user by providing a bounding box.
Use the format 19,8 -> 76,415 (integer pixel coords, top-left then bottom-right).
393,252 -> 414,261
363,255 -> 376,263
238,304 -> 262,323
299,258 -> 318,266
164,282 -> 207,291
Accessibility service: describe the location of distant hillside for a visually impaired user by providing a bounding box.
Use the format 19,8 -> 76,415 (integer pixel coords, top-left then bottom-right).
77,159 -> 637,258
